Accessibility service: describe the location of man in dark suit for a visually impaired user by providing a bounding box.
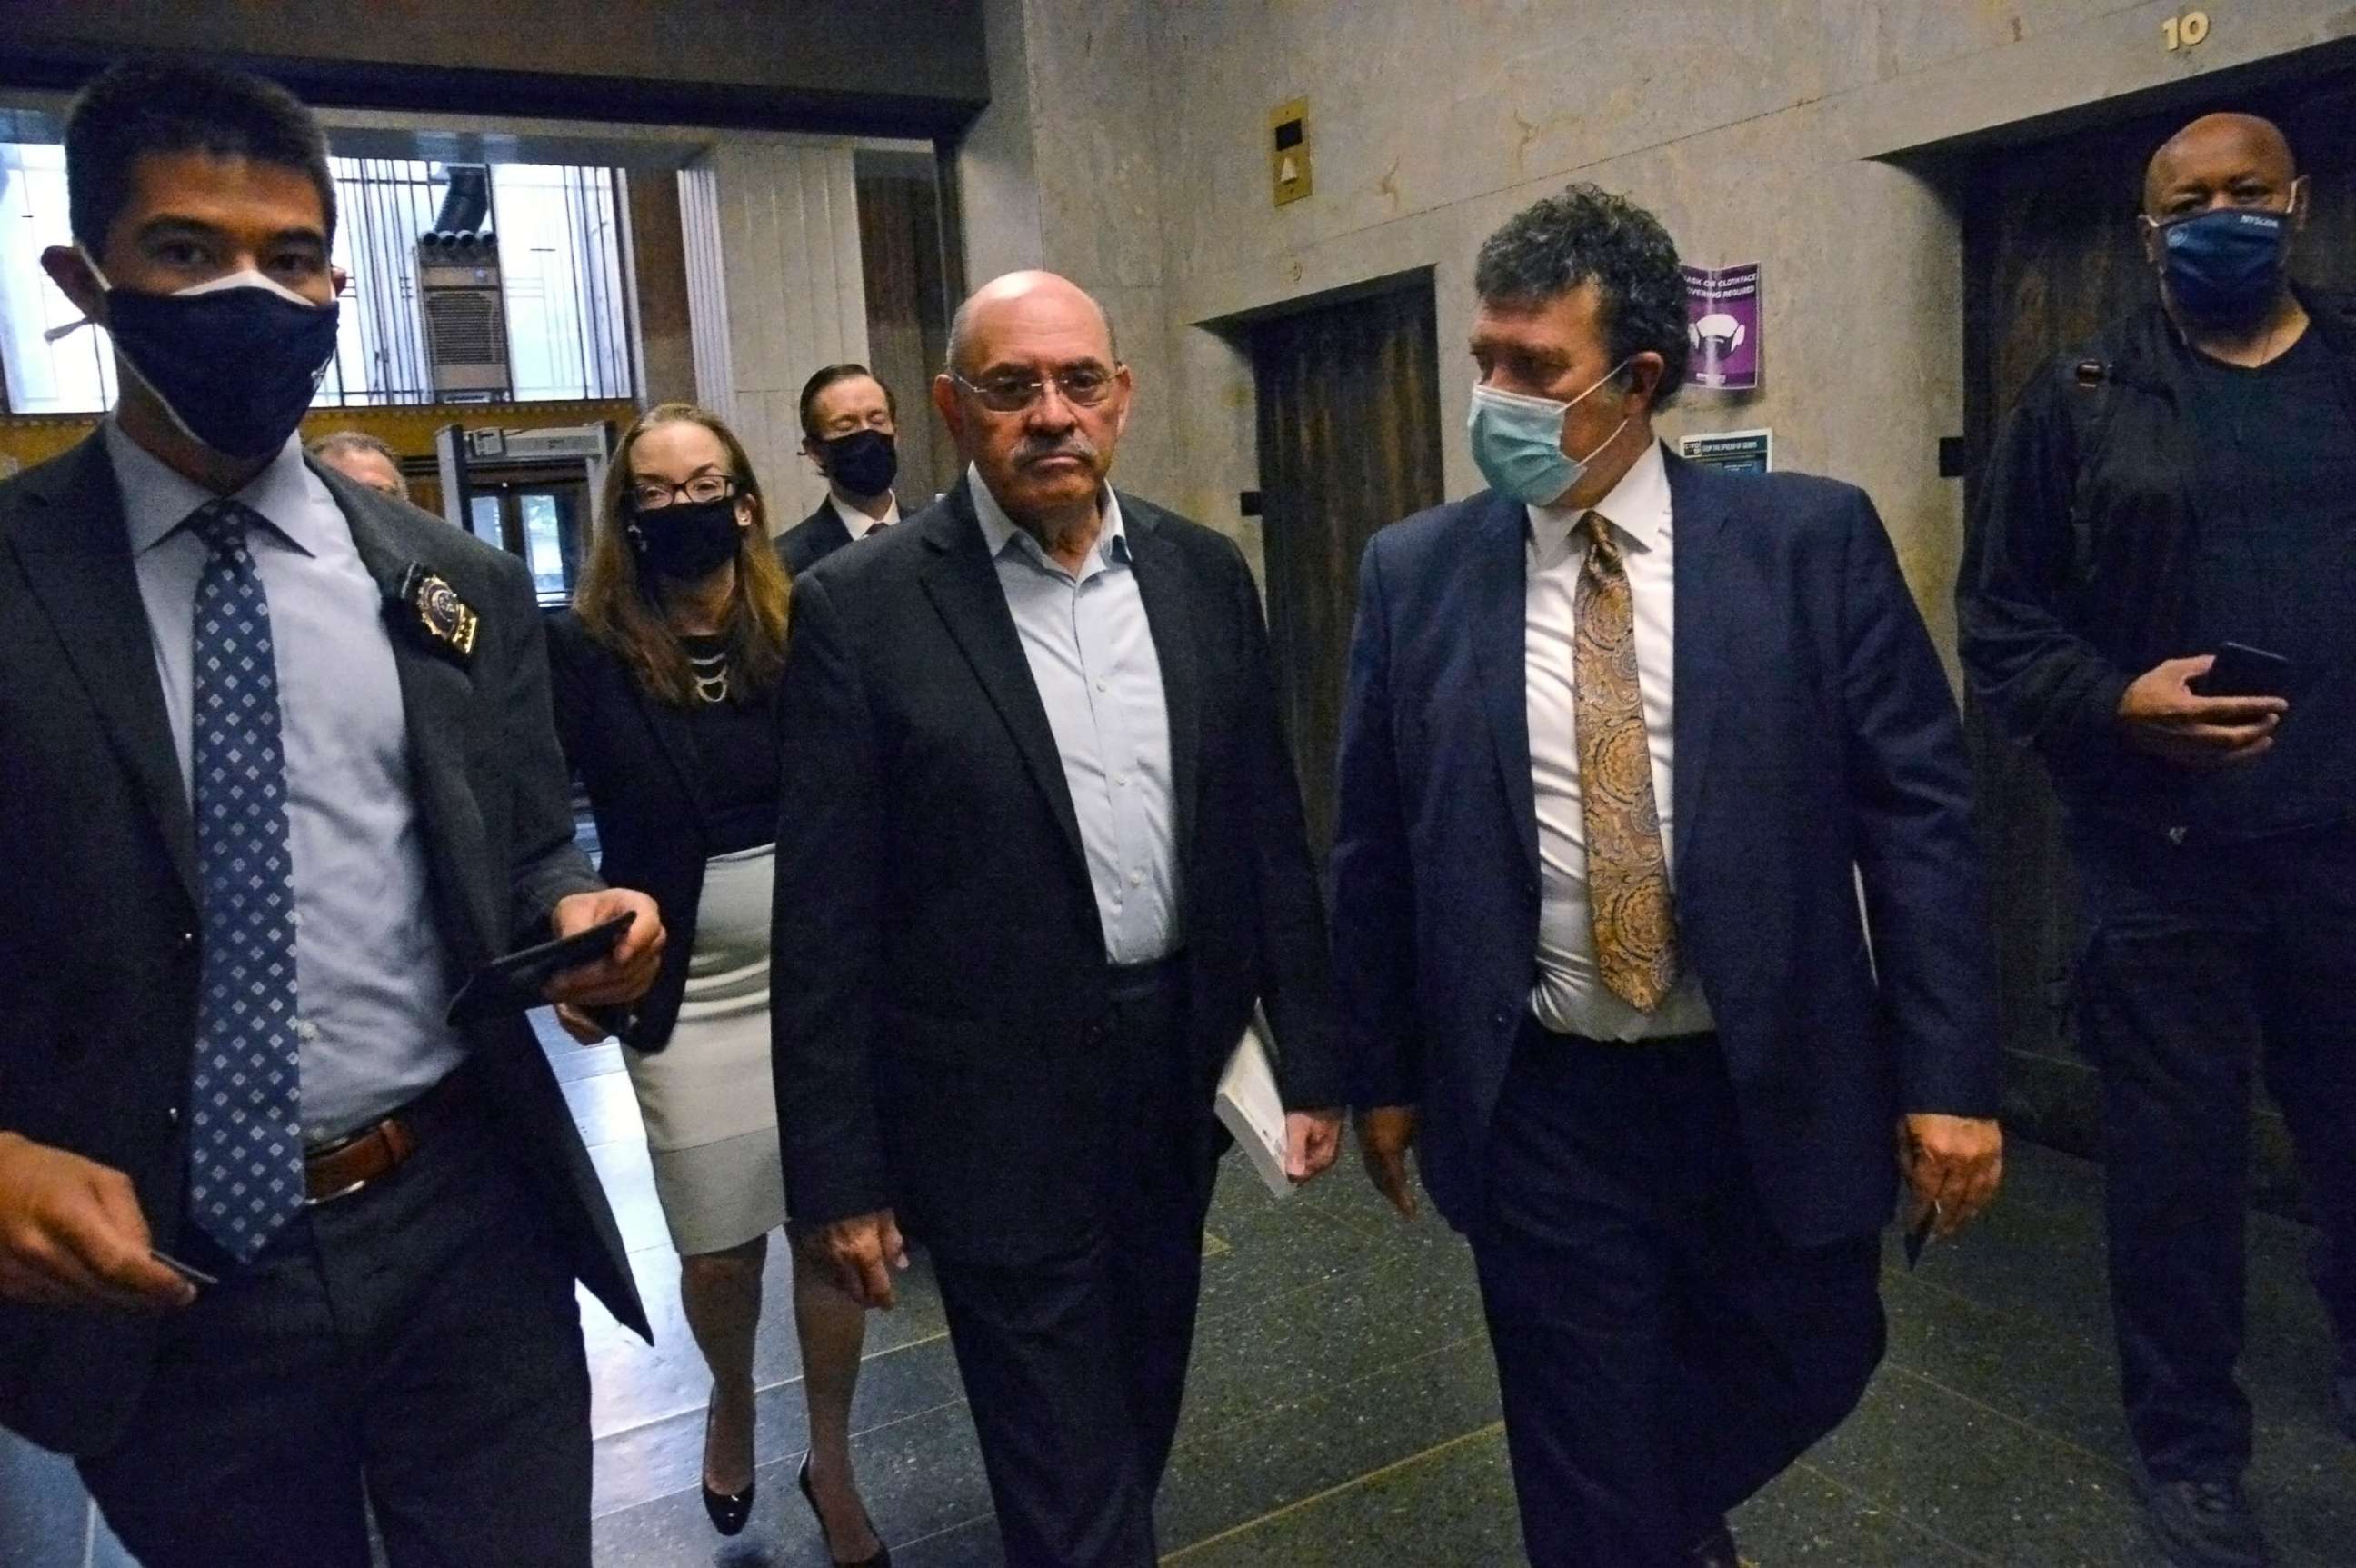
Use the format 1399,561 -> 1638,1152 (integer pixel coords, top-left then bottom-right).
776,362 -> 903,575
1330,185 -> 2004,1568
771,270 -> 1343,1566
0,61 -> 661,1567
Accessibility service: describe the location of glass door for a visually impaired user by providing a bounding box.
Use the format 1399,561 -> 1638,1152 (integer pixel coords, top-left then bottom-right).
462,474 -> 592,604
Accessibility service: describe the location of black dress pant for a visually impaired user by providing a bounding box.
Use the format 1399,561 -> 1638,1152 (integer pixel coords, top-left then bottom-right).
77,1087 -> 593,1568
2071,817 -> 2356,1482
931,958 -> 1217,1568
1469,1024 -> 1885,1568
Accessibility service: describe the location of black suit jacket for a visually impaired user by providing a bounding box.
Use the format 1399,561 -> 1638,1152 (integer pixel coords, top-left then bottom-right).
0,434 -> 649,1456
770,481 -> 1343,1266
546,610 -> 768,1050
1332,452 -> 2001,1247
775,500 -> 854,577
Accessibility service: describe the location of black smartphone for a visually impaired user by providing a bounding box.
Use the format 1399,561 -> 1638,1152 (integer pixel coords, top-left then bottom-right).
2194,641 -> 2295,700
445,911 -> 635,1027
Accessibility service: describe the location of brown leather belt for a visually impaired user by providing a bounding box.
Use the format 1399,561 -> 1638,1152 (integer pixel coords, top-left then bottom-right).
303,1068 -> 471,1205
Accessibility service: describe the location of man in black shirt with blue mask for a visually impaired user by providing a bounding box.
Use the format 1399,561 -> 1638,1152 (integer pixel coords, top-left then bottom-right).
1962,111 -> 2356,1568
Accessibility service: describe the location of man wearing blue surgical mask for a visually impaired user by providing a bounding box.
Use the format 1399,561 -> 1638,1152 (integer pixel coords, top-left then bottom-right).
1962,113 -> 2356,1568
0,60 -> 663,1566
1332,183 -> 2002,1568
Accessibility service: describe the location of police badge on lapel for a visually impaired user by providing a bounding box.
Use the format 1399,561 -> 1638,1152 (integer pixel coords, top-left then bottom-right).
394,562 -> 479,667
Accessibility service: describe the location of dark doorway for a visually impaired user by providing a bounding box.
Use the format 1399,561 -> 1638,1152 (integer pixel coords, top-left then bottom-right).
1961,67 -> 2356,1197
855,148 -> 963,511
1247,272 -> 1447,859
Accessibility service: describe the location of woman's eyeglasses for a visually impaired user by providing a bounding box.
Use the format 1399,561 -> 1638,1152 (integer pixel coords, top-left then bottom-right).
629,474 -> 741,512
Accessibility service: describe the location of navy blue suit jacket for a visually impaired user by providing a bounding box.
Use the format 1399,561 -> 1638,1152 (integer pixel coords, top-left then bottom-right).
1330,447 -> 1999,1248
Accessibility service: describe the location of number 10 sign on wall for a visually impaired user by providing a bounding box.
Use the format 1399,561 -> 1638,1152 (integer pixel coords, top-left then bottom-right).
1682,262 -> 1762,392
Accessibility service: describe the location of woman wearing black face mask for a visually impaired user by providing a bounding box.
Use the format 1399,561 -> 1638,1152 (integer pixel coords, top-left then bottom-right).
549,405 -> 887,1563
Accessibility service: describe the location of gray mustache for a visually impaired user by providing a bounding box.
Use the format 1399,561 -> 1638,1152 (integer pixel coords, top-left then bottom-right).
1015,437 -> 1096,465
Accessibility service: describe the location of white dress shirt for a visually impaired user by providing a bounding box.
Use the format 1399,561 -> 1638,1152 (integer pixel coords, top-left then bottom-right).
829,489 -> 899,541
105,420 -> 469,1137
969,467 -> 1180,964
1525,440 -> 1715,1040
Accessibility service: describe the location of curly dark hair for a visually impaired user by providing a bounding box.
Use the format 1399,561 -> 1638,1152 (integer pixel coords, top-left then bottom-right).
1474,183 -> 1689,409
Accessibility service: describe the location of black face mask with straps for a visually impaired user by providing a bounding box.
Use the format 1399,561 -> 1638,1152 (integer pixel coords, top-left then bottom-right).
820,429 -> 898,498
631,496 -> 744,582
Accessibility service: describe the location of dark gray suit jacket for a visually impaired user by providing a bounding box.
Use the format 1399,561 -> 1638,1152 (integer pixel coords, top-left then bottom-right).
775,499 -> 854,577
770,481 -> 1343,1266
0,433 -> 649,1456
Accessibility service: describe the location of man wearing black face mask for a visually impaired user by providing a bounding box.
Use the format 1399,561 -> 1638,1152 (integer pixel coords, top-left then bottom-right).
0,60 -> 663,1568
779,362 -> 903,575
1962,111 -> 2356,1568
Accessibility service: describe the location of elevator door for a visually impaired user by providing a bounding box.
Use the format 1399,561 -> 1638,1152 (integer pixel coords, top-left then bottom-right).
1248,274 -> 1447,862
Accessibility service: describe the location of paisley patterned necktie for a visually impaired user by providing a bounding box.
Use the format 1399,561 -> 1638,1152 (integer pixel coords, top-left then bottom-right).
1572,510 -> 1681,1013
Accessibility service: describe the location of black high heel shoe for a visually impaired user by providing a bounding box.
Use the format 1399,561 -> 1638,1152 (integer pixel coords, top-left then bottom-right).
700,1405 -> 755,1538
797,1453 -> 892,1567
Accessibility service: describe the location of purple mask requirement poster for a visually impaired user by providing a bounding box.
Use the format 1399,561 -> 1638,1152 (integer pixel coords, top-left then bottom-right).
1682,262 -> 1761,391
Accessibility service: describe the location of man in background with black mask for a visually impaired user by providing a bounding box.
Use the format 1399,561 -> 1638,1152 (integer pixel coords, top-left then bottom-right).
0,59 -> 663,1566
779,361 -> 903,574
1961,111 -> 2356,1568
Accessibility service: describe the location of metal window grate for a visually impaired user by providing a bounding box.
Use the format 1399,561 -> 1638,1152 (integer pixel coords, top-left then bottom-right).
425,289 -> 507,366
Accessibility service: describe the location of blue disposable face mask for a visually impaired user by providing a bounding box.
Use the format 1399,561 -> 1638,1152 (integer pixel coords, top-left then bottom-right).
49,249 -> 341,459
1467,359 -> 1631,505
2149,190 -> 2298,324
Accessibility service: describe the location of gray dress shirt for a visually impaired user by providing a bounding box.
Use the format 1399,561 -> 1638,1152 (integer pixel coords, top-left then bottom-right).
970,466 -> 1180,964
105,421 -> 467,1142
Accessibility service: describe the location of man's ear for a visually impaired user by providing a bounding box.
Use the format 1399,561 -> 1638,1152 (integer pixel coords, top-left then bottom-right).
1111,363 -> 1134,442
1624,351 -> 1668,414
40,245 -> 104,323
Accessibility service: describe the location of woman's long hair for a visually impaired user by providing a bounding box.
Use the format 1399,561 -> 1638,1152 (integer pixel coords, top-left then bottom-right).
574,403 -> 792,707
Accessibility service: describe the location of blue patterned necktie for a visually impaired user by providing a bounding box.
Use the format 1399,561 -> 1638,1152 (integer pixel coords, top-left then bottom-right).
185,498 -> 306,1261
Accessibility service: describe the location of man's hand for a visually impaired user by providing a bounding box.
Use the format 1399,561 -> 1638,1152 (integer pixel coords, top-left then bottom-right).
1898,1114 -> 2002,1238
2118,655 -> 2286,769
1356,1105 -> 1420,1218
817,1208 -> 909,1309
1283,1108 -> 1344,1184
543,888 -> 664,1010
0,1134 -> 195,1313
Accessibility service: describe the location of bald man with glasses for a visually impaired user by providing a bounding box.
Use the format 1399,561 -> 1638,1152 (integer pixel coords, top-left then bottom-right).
768,271 -> 1346,1567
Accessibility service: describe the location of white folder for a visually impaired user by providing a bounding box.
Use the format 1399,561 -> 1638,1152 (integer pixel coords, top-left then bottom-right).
1216,1008 -> 1293,1201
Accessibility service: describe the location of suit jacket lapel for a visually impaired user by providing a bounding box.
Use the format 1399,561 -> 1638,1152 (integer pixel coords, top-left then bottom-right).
916,484 -> 1091,884
1469,493 -> 1541,879
6,434 -> 200,906
1662,450 -> 1726,894
322,464 -> 501,966
810,504 -> 853,555
1123,499 -> 1202,873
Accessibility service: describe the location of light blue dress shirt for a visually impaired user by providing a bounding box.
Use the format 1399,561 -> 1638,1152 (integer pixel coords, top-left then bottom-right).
105,421 -> 467,1142
970,466 -> 1180,965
